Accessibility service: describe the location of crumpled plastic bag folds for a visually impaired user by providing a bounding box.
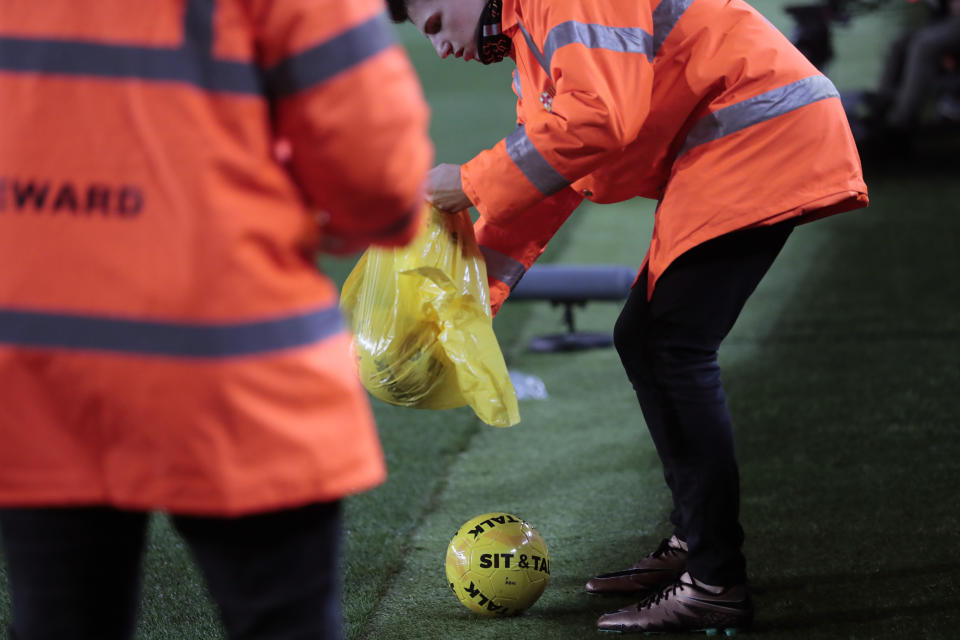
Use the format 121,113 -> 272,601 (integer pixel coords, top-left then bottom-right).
340,205 -> 519,427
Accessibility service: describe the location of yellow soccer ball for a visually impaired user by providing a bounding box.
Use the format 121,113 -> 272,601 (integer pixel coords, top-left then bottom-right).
445,512 -> 550,616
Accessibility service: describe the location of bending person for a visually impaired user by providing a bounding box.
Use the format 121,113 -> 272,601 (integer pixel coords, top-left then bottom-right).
388,0 -> 867,634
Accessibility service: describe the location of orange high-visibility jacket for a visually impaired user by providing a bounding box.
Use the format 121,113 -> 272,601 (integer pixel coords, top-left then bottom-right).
464,0 -> 868,313
0,0 -> 432,515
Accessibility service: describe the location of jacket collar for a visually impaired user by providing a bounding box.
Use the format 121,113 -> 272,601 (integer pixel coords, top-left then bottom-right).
501,0 -> 521,35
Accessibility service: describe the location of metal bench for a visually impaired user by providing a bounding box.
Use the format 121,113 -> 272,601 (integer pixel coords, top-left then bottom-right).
510,264 -> 637,352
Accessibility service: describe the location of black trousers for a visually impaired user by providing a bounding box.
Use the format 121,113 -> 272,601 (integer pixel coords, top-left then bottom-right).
0,501 -> 343,640
613,221 -> 793,586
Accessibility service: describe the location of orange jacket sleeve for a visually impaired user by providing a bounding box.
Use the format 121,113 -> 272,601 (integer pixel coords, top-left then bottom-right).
254,0 -> 432,253
462,0 -> 654,223
475,187 -> 584,315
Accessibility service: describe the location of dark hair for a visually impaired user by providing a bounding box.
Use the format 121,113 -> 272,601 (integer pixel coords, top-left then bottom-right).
386,0 -> 410,23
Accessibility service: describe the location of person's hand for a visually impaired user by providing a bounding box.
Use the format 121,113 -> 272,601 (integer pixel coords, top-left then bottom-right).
426,163 -> 473,212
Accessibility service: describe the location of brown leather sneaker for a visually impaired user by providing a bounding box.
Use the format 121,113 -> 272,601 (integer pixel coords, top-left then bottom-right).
585,536 -> 687,595
596,572 -> 752,635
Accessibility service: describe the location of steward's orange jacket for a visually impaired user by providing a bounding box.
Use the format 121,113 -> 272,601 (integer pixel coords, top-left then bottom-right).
0,0 -> 431,515
464,0 -> 868,313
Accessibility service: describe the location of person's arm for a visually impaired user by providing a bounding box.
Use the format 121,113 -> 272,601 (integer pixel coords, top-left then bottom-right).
476,187 -> 584,315
255,0 -> 432,254
462,0 -> 655,224
427,65 -> 533,214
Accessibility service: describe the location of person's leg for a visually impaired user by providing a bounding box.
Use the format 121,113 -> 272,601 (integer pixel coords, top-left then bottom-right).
613,221 -> 792,587
171,500 -> 343,640
861,31 -> 914,126
0,507 -> 149,640
876,32 -> 913,101
613,270 -> 685,539
888,17 -> 960,127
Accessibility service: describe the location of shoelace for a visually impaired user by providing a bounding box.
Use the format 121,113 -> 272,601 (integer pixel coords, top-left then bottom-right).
649,537 -> 684,559
639,579 -> 686,610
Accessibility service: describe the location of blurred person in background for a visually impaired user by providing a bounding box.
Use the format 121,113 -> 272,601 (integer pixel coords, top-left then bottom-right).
869,0 -> 960,134
0,1 -> 431,639
388,0 -> 867,633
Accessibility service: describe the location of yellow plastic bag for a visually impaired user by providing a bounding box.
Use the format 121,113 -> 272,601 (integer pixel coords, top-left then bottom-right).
340,205 -> 520,427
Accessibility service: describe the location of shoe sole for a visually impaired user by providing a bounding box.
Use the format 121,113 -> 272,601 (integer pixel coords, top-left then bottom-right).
597,627 -> 743,636
585,588 -> 657,596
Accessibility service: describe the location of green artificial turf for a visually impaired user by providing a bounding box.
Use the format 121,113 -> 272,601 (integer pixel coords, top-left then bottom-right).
2,4 -> 958,639
728,158 -> 960,638
348,164 -> 960,640
136,516 -> 225,640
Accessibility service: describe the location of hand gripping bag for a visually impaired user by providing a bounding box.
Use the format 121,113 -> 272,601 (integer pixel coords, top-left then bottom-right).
340,205 -> 519,427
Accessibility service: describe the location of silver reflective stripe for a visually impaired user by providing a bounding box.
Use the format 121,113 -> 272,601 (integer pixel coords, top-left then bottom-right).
517,22 -> 549,71
652,0 -> 694,55
480,246 -> 527,289
517,0 -> 690,75
0,304 -> 345,358
512,68 -> 522,98
505,124 -> 570,196
679,75 -> 840,157
0,6 -> 398,97
543,21 -> 655,68
266,12 -> 397,97
0,0 -> 262,95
